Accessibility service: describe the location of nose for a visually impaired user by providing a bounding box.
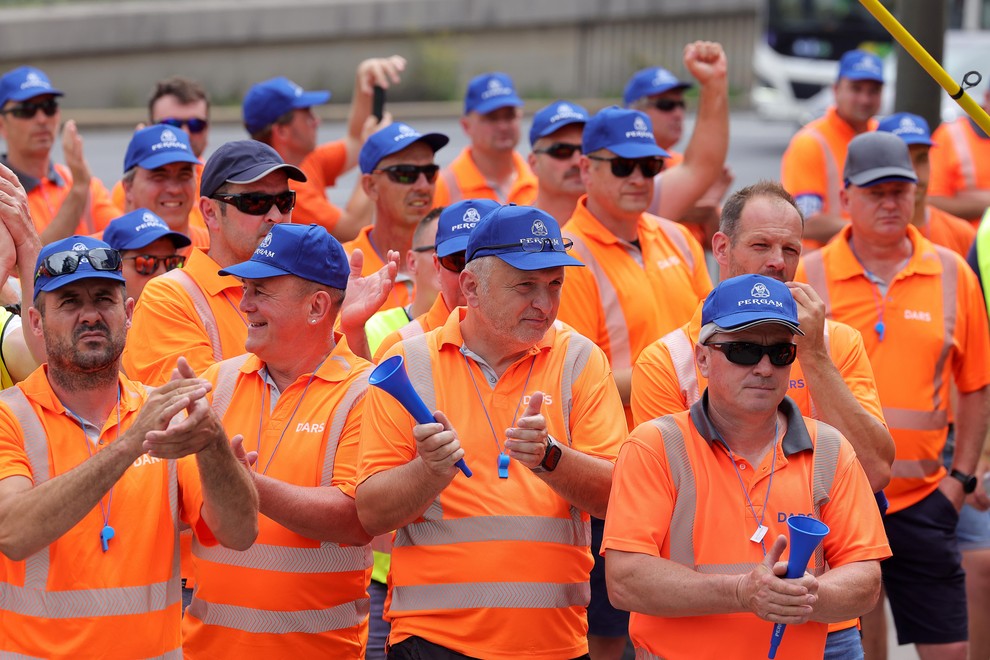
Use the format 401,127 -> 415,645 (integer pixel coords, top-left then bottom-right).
531,285 -> 553,314
752,353 -> 775,377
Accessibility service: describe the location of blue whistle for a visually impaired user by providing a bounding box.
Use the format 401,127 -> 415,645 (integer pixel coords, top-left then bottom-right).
874,321 -> 885,342
497,453 -> 510,479
100,525 -> 115,553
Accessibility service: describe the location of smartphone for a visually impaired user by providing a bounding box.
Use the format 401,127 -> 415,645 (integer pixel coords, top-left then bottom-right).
372,85 -> 386,122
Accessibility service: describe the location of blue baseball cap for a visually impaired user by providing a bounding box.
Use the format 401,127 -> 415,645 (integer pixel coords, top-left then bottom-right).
0,66 -> 63,106
529,100 -> 590,146
242,76 -> 331,135
622,67 -> 692,106
102,209 -> 192,252
464,72 -> 524,116
200,140 -> 306,198
698,274 -> 803,343
877,112 -> 934,147
358,122 -> 450,174
465,205 -> 584,271
435,199 -> 500,258
219,223 -> 349,289
123,124 -> 201,173
34,235 -> 126,298
837,50 -> 884,83
582,106 -> 669,159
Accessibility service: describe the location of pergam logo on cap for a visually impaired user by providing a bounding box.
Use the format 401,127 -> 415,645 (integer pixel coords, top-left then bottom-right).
72,242 -> 88,252
633,117 -> 649,133
394,124 -> 420,142
135,212 -> 167,231
751,283 -> 771,298
532,220 -> 549,237
289,81 -> 303,97
21,71 -> 48,91
259,232 -> 273,249
896,116 -> 924,136
463,208 -> 481,224
481,78 -> 513,100
652,69 -> 677,87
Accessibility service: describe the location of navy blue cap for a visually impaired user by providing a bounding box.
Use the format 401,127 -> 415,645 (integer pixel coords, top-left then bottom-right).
877,112 -> 934,147
102,209 -> 192,251
582,106 -> 669,159
622,67 -> 692,106
464,72 -> 524,116
837,50 -> 884,83
435,199 -> 500,258
844,131 -> 917,187
200,140 -> 306,198
219,223 -> 349,289
358,122 -> 449,174
699,274 -> 803,343
242,77 -> 331,134
34,236 -> 125,297
0,66 -> 63,106
123,124 -> 200,173
529,100 -> 590,146
465,205 -> 584,271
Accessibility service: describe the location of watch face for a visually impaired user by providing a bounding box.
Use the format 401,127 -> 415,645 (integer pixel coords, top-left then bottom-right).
543,443 -> 562,471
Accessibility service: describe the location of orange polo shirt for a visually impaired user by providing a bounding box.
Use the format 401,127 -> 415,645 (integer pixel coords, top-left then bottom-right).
110,164 -> 207,231
341,225 -> 414,311
781,107 -> 878,248
182,345 -> 371,658
631,302 -> 886,429
0,369 -> 215,659
558,197 -> 711,424
603,396 -> 890,660
921,205 -> 976,257
122,248 -> 247,385
796,224 -> 990,513
433,147 -> 537,207
372,294 -> 453,362
292,140 -> 348,234
3,158 -> 121,237
357,309 -> 626,660
929,117 -> 990,222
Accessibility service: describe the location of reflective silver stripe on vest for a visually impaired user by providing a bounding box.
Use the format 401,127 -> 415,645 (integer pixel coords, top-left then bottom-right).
801,249 -> 831,315
321,368 -> 369,487
806,128 -> 841,214
0,653 -> 45,659
891,458 -> 942,479
661,328 -> 700,406
209,354 -> 252,420
0,579 -> 179,619
192,538 -> 370,574
882,407 -> 948,432
651,416 -> 697,568
560,332 -> 594,447
564,230 -> 634,370
695,562 -> 760,574
932,248 -> 958,411
652,214 -> 695,274
397,333 -> 443,526
946,120 -> 978,190
398,319 -> 426,341
389,581 -> 590,612
393,511 -> 587,548
811,423 -> 842,575
187,597 -> 370,634
162,268 -> 222,363
634,649 -> 663,660
439,167 -> 462,204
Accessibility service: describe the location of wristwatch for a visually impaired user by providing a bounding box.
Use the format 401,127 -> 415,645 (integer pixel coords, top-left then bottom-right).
949,469 -> 978,494
532,435 -> 562,473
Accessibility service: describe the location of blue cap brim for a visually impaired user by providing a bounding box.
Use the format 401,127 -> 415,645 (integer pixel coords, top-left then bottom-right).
531,117 -> 586,143
134,151 -> 201,171
436,236 -> 469,258
35,270 -> 125,296
608,142 -> 670,159
493,251 -> 585,271
115,228 -> 192,251
470,96 -> 524,116
842,72 -> 884,83
292,90 -> 331,109
9,88 -> 63,102
218,260 -> 295,280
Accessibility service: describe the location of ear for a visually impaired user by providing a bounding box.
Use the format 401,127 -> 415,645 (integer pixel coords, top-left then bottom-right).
579,155 -> 593,187
124,296 -> 136,327
711,231 -> 730,269
459,116 -> 471,135
309,290 -> 332,325
26,305 -> 44,340
527,151 -> 538,171
839,188 -> 850,214
200,197 -> 221,232
405,249 -> 418,275
695,342 -> 711,379
460,269 -> 481,308
360,173 -> 378,200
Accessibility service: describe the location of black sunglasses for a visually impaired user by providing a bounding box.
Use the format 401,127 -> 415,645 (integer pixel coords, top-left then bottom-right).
439,252 -> 466,273
160,117 -> 209,134
705,342 -> 797,367
124,254 -> 186,276
374,164 -> 440,185
467,237 -> 574,262
651,99 -> 686,112
2,98 -> 58,120
587,155 -> 664,178
35,248 -> 122,282
211,191 -> 295,215
533,142 -> 582,160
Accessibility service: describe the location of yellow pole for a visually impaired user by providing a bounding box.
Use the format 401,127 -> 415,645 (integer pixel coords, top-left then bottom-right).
859,0 -> 990,134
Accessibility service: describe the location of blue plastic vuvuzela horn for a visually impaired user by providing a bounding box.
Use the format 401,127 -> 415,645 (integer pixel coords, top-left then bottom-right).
369,355 -> 472,478
767,516 -> 830,659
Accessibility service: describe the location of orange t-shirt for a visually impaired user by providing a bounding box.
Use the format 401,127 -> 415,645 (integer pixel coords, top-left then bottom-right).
110,164 -> 207,231
122,248 -> 247,385
433,147 -> 538,207
292,140 -> 348,233
602,398 -> 891,660
357,310 -> 626,659
929,117 -> 990,221
796,224 -> 990,513
181,346 -> 372,658
373,294 -> 453,362
341,225 -> 414,311
0,369 -> 214,658
920,205 -> 977,257
631,302 -> 886,429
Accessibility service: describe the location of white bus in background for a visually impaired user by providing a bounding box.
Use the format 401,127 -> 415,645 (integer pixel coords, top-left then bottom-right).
752,0 -> 990,126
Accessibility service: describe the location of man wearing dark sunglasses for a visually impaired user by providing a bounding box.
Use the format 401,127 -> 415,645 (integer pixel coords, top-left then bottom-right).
0,66 -> 121,243
434,72 -> 538,208
102,208 -> 191,302
604,273 -> 889,660
348,122 -> 448,314
123,140 -> 305,386
243,56 -> 405,242
528,100 -> 590,223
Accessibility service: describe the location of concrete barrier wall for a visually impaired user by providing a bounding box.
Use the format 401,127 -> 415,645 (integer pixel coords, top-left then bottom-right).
0,0 -> 759,110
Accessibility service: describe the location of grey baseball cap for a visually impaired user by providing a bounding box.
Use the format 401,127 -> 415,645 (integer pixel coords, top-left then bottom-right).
844,131 -> 918,188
